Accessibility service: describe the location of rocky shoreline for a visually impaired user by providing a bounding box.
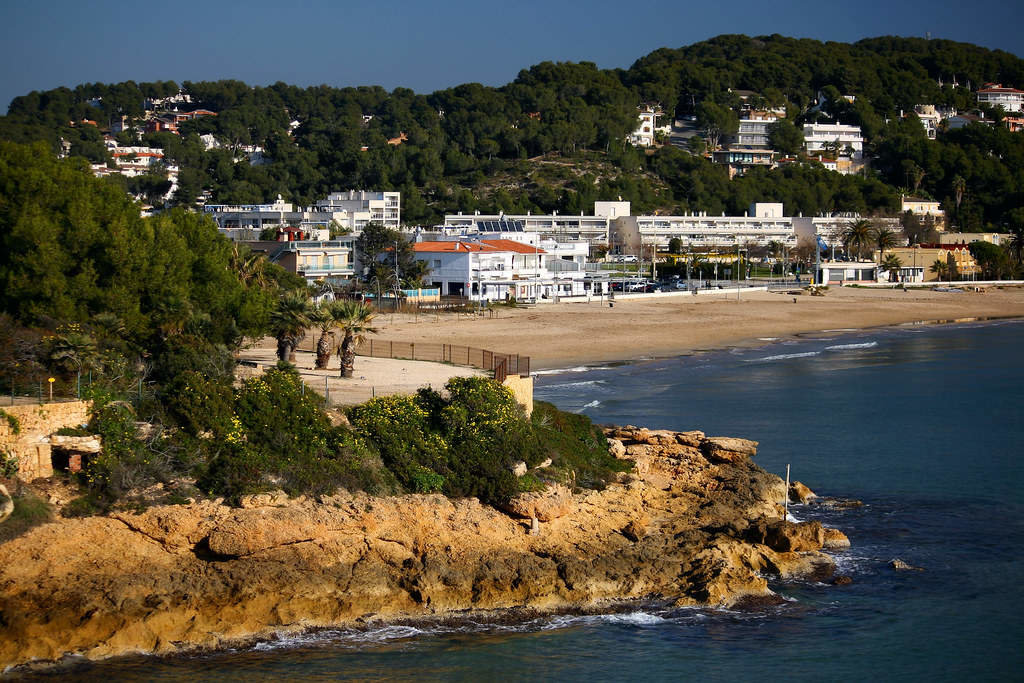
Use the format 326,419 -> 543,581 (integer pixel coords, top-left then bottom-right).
0,426 -> 849,671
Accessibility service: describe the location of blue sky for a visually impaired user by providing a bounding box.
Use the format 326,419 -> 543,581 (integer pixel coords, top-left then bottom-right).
1,0 -> 1021,111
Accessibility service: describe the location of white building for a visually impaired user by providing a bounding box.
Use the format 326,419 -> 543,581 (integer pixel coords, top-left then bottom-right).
443,209 -> 614,248
976,84 -> 1024,113
911,105 -> 942,139
414,236 -> 587,302
802,123 -> 864,160
613,203 -> 797,254
628,104 -> 663,147
205,190 -> 401,236
313,190 -> 401,230
792,214 -> 900,252
901,195 -> 944,225
735,112 -> 779,149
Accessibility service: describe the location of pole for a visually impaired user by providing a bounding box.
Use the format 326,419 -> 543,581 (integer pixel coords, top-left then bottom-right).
786,464 -> 794,524
324,375 -> 329,402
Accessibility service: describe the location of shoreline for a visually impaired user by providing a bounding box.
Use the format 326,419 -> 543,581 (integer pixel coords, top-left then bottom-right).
372,287 -> 1024,372
531,314 -> 1024,374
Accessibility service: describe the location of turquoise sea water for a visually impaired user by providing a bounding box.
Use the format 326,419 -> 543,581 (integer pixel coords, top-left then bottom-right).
20,320 -> 1024,681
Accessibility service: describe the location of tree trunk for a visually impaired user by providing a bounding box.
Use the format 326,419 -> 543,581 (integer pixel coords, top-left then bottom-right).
315,331 -> 332,369
340,336 -> 355,378
276,337 -> 289,362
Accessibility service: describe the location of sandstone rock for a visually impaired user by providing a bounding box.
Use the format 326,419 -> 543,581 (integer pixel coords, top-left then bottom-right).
49,435 -> 102,453
238,491 -> 291,509
771,551 -> 835,581
889,558 -> 924,571
759,520 -> 824,552
511,461 -> 528,477
535,458 -> 552,469
205,508 -> 325,557
0,484 -> 12,524
822,528 -> 851,549
606,438 -> 626,459
500,484 -> 573,522
700,436 -> 758,464
675,431 -> 705,448
789,481 -> 817,504
621,513 -> 650,542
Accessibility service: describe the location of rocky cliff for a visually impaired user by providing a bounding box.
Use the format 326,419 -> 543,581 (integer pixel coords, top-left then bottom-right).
0,426 -> 846,670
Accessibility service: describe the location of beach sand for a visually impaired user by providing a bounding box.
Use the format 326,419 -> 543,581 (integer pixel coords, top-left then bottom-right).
241,286 -> 1024,403
372,285 -> 1024,369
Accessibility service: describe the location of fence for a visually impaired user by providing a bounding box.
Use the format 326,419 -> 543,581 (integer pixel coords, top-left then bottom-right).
2,376 -> 107,406
355,340 -> 530,380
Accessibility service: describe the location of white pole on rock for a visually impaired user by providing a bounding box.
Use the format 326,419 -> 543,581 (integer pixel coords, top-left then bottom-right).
784,463 -> 791,521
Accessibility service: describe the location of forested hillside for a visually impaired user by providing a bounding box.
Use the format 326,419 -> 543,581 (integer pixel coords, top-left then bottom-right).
2,34 -> 1022,229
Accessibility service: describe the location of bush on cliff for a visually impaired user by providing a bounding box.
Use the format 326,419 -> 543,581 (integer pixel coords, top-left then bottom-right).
348,377 -> 624,505
196,368 -> 398,502
529,400 -> 631,489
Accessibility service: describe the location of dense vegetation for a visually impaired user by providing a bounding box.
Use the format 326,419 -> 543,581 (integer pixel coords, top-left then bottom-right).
2,35 -> 1022,229
0,141 -> 622,513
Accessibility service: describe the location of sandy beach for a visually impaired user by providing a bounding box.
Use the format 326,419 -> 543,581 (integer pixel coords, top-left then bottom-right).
240,286 -> 1024,403
372,286 -> 1024,369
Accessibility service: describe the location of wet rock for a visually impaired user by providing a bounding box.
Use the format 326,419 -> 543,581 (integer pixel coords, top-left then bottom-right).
789,481 -> 817,504
889,558 -> 924,571
832,575 -> 854,586
822,528 -> 851,549
817,497 -> 864,510
759,520 -> 825,552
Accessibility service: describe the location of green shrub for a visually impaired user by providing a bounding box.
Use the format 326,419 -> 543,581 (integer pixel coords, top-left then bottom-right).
197,369 -> 397,502
163,370 -> 235,437
0,409 -> 20,435
0,491 -> 54,543
1,449 -> 18,478
530,401 -> 631,490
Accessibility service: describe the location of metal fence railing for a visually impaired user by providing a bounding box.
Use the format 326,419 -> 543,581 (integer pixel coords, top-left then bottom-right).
355,340 -> 530,379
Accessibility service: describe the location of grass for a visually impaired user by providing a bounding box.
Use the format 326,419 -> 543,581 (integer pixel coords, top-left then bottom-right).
0,489 -> 55,544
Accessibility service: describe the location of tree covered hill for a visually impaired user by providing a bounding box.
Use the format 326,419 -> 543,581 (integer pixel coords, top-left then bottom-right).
2,34 -> 1022,230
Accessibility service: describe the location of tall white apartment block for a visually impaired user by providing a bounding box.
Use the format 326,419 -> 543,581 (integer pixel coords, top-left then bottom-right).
736,113 -> 779,149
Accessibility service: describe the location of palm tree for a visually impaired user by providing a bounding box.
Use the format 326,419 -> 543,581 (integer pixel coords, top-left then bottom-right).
873,226 -> 900,264
335,301 -> 378,378
310,300 -> 349,370
46,330 -> 99,391
230,243 -> 271,290
270,291 -> 312,362
930,259 -> 950,282
839,219 -> 874,260
881,254 -> 904,282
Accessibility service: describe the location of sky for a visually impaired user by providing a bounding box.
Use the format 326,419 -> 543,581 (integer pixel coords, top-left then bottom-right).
1,0 -> 1022,111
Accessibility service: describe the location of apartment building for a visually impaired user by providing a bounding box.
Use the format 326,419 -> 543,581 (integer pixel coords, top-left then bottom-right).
976,83 -> 1024,113
802,123 -> 864,159
613,203 -> 797,254
313,190 -> 401,230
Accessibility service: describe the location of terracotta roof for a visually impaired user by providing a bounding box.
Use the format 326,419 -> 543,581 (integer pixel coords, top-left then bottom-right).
978,84 -> 1024,94
414,240 -> 546,254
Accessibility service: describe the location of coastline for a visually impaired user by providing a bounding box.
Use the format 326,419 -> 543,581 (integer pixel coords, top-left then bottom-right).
373,286 -> 1024,371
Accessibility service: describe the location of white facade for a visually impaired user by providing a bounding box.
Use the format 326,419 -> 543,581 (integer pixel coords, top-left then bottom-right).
912,105 -> 942,139
443,211 -> 612,247
414,236 -> 587,302
205,190 -> 400,235
615,203 -> 798,253
313,190 -> 401,230
736,113 -> 778,149
792,214 -> 900,251
976,84 -> 1024,113
802,123 -> 864,159
628,105 -> 662,147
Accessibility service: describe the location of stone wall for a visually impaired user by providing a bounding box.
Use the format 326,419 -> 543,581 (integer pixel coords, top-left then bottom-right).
0,401 -> 91,480
502,375 -> 534,418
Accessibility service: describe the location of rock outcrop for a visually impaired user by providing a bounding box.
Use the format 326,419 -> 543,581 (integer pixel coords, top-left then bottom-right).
0,426 -> 850,670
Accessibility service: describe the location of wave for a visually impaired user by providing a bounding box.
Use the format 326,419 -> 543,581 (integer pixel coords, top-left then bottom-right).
533,366 -> 615,376
543,379 -> 607,390
580,400 -> 601,410
745,351 -> 820,362
824,341 -> 878,351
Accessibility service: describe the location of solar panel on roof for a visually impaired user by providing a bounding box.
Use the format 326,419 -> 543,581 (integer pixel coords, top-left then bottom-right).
476,220 -> 524,232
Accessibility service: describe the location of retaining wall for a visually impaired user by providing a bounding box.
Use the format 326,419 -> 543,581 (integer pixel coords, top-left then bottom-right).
0,401 -> 91,480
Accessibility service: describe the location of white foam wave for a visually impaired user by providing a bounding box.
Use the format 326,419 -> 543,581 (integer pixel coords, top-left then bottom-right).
757,337 -> 779,341
544,379 -> 607,389
533,365 -> 614,376
824,341 -> 878,351
581,400 -> 601,409
746,351 -> 820,362
539,611 -> 669,630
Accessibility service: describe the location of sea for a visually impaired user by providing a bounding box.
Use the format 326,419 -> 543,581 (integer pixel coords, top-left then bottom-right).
20,319 -> 1024,681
